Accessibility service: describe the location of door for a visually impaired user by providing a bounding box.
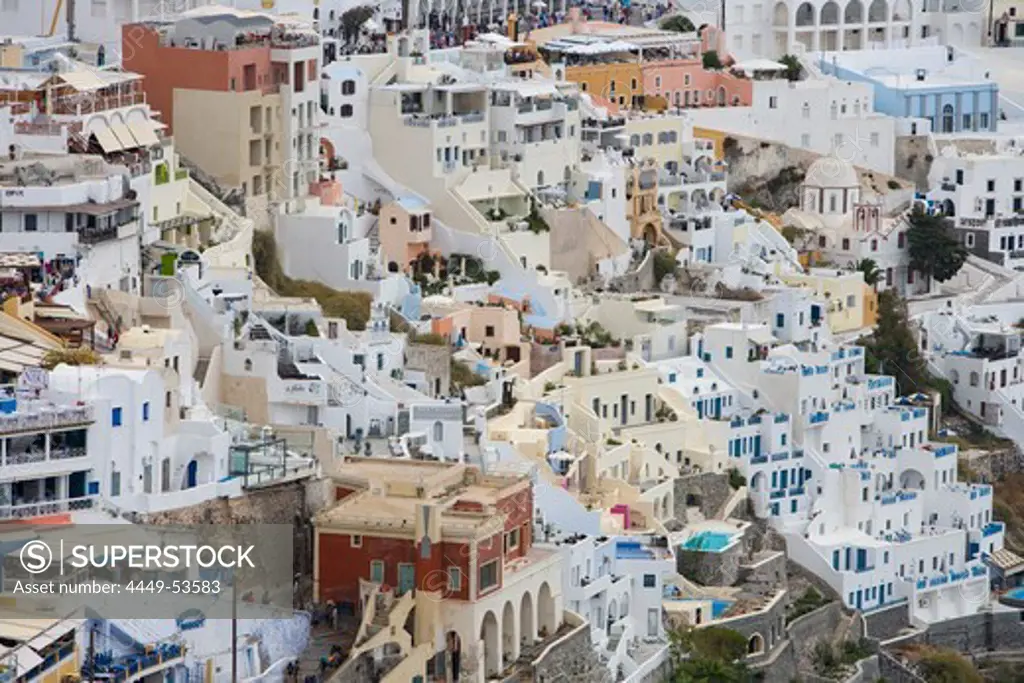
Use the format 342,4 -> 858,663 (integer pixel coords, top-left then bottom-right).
398,564 -> 415,595
647,608 -> 659,637
186,460 -> 198,489
714,397 -> 722,419
620,395 -> 628,426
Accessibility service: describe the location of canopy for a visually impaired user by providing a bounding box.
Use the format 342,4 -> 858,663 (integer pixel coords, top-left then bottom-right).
127,119 -> 161,147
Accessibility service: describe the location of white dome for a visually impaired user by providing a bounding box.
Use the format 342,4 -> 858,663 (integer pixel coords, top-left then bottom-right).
804,157 -> 859,189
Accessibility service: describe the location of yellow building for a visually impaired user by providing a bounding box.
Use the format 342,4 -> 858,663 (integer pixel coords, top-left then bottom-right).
0,608 -> 80,683
566,62 -> 643,110
626,158 -> 663,244
781,269 -> 867,334
625,115 -> 688,169
862,284 -> 878,329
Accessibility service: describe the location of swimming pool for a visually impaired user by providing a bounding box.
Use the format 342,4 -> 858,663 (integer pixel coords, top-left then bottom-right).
682,531 -> 735,552
665,597 -> 735,620
1001,586 -> 1024,607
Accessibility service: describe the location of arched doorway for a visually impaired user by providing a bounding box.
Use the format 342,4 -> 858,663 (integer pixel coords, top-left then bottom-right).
502,601 -> 517,665
520,592 -> 534,647
445,631 -> 462,682
480,611 -> 499,676
942,104 -> 955,133
900,468 -> 926,490
942,199 -> 956,216
186,459 -> 198,489
538,582 -> 556,638
748,632 -> 765,654
608,599 -> 618,633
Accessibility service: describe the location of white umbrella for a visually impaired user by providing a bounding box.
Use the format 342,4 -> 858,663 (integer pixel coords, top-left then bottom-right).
532,1 -> 547,7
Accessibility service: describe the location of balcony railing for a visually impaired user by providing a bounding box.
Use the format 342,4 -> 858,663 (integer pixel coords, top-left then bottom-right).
0,495 -> 96,520
982,521 -> 1004,537
50,446 -> 87,460
51,91 -> 146,116
0,404 -> 94,435
5,450 -> 45,465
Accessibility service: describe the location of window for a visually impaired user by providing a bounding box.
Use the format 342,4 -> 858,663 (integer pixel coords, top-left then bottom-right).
479,559 -> 499,592
485,325 -> 495,337
340,104 -> 353,118
801,134 -> 810,147
23,214 -> 37,232
643,574 -> 656,588
988,179 -> 996,192
433,420 -> 443,442
768,96 -> 777,109
725,346 -> 733,359
142,402 -> 150,422
112,407 -> 123,427
842,238 -> 850,250
351,535 -> 362,547
505,528 -> 520,553
981,112 -> 990,128
165,391 -> 172,408
341,80 -> 356,95
870,132 -> 880,147
966,232 -> 976,248
447,566 -> 462,591
370,560 -> 385,583
631,78 -> 638,90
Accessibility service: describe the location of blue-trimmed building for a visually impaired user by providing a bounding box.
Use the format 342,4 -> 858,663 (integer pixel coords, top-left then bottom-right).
817,46 -> 998,134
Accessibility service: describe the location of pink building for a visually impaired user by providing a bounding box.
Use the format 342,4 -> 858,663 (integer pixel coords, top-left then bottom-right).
641,60 -> 752,109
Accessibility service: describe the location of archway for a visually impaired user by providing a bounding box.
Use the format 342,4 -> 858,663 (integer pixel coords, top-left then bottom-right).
538,582 -> 556,638
748,632 -> 765,654
795,1 -> 815,26
942,104 -> 955,133
892,0 -> 911,20
717,86 -> 726,106
750,471 -> 767,492
899,468 -> 926,490
608,599 -> 618,632
692,189 -> 709,210
185,459 -> 198,489
502,601 -> 517,665
445,631 -> 462,682
868,0 -> 888,22
942,199 -> 956,216
642,223 -> 659,245
772,1 -> 789,27
520,592 -> 535,648
844,0 -> 864,23
480,611 -> 500,676
821,1 -> 840,24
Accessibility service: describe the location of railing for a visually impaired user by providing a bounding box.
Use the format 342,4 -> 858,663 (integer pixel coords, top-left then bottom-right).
809,411 -> 829,425
0,405 -> 94,435
770,490 -> 786,500
0,495 -> 96,520
751,454 -> 768,464
51,91 -> 146,116
982,521 -> 1004,537
50,446 -> 87,460
771,451 -> 788,461
461,112 -> 485,123
5,450 -> 45,465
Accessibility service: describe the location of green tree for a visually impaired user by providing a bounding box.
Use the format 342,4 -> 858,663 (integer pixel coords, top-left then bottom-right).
914,647 -> 983,683
906,207 -> 967,283
778,54 -> 803,81
653,248 -> 678,284
660,15 -> 695,33
702,50 -> 722,70
676,657 -> 751,682
856,258 -> 882,287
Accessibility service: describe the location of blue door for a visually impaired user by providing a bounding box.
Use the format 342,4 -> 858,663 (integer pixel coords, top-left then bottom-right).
855,590 -> 862,610
398,564 -> 415,595
856,549 -> 867,571
714,397 -> 722,418
186,460 -> 198,489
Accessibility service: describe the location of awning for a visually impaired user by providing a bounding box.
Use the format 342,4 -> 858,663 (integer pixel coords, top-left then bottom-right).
127,120 -> 160,147
109,123 -> 139,149
92,126 -> 124,153
27,619 -> 81,650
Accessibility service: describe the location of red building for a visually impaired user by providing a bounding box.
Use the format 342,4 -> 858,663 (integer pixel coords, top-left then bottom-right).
316,459 -> 534,607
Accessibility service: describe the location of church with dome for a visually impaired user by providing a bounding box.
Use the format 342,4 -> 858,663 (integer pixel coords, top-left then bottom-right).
782,158 -> 935,298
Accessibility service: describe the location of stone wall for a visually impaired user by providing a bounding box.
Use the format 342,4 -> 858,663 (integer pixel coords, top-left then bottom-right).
877,650 -> 927,683
786,602 -> 845,673
677,540 -> 744,586
531,621 -> 613,683
749,639 -> 799,683
964,446 -> 1024,481
608,248 -> 655,294
893,135 -> 934,191
406,343 -> 451,397
862,601 -> 911,642
141,478 -> 333,603
716,593 -> 790,669
530,342 -> 562,378
738,551 -> 787,596
673,471 -> 732,521
786,558 -> 842,602
920,609 -> 1024,653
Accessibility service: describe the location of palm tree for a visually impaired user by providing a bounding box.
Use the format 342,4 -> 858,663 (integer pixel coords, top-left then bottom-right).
856,258 -> 882,287
778,54 -> 803,82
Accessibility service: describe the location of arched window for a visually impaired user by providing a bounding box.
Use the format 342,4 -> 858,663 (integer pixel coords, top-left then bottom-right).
340,104 -> 353,118
244,358 -> 253,372
942,103 -> 955,133
642,133 -> 653,145
970,371 -> 980,386
433,421 -> 444,441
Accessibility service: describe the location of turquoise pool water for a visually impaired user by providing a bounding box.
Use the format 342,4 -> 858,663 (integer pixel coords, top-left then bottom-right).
683,531 -> 735,552
664,597 -> 734,619
1006,587 -> 1024,601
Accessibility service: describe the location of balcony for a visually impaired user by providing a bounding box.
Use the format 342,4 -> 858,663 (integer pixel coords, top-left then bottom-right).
0,404 -> 94,436
0,495 -> 96,520
771,451 -> 789,462
51,91 -> 146,117
770,490 -> 786,500
808,411 -> 829,425
751,454 -> 768,464
84,642 -> 186,683
982,521 -> 1005,537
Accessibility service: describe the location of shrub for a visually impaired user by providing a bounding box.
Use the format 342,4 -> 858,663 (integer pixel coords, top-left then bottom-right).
728,468 -> 746,490
42,347 -> 100,370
